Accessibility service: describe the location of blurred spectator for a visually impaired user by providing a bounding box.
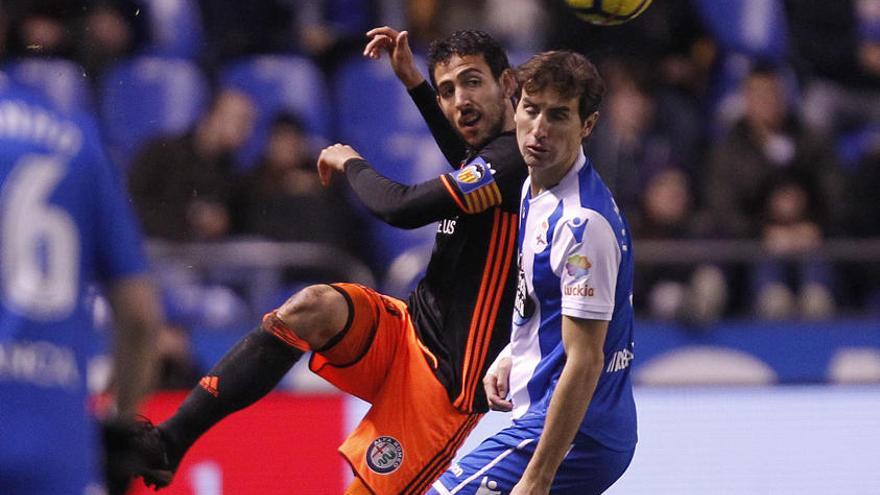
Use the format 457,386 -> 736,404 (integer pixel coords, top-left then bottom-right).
197,0 -> 297,71
786,0 -> 880,138
588,60 -> 683,217
852,147 -> 880,237
128,89 -> 256,241
483,0 -> 546,52
753,173 -> 836,319
234,112 -> 363,258
850,147 -> 880,314
195,0 -> 377,76
704,64 -> 846,239
76,1 -> 145,79
398,0 -> 445,51
5,1 -> 146,79
154,322 -> 202,390
296,0 -> 377,60
4,0 -> 77,58
400,0 -> 548,53
632,167 -> 727,324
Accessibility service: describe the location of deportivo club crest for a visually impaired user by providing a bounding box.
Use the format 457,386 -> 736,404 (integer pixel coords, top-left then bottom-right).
366,436 -> 404,474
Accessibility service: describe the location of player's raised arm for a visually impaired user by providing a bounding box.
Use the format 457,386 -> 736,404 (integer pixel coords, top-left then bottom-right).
364,26 -> 467,167
364,27 -> 424,89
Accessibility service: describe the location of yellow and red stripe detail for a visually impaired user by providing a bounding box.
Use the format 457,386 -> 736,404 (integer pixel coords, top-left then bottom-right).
440,174 -> 502,214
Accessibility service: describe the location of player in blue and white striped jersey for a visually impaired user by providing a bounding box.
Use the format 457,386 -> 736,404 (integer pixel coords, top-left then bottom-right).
430,51 -> 636,495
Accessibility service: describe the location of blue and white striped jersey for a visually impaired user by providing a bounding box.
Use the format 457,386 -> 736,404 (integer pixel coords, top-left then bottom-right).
504,149 -> 637,451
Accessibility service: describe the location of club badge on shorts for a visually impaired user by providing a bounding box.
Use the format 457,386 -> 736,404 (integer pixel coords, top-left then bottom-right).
366,436 -> 404,474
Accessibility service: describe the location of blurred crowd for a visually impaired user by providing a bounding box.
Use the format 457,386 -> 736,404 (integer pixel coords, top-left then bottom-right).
3,0 -> 880,330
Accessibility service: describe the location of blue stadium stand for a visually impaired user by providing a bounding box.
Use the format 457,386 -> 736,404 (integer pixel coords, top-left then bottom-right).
836,124 -> 880,171
220,55 -> 331,169
334,56 -> 449,272
138,0 -> 204,59
694,0 -> 789,60
99,56 -> 209,167
3,57 -> 92,114
693,0 -> 797,135
382,242 -> 434,299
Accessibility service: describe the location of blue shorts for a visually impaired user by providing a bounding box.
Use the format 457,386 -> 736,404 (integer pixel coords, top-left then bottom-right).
427,421 -> 634,495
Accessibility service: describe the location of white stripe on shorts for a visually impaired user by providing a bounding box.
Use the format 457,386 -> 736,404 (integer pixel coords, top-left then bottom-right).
431,438 -> 535,495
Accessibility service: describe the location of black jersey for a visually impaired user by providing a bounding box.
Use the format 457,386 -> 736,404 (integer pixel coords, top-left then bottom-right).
410,134 -> 524,413
343,82 -> 526,413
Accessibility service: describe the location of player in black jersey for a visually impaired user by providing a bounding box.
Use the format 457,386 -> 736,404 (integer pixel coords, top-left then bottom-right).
127,30 -> 527,495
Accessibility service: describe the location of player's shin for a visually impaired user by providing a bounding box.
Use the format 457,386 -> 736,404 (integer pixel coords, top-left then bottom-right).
159,322 -> 305,464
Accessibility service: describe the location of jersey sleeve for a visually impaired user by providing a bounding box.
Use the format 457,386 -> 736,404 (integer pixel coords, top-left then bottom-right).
439,134 -> 527,215
82,118 -> 149,281
554,210 -> 621,321
344,158 -> 460,229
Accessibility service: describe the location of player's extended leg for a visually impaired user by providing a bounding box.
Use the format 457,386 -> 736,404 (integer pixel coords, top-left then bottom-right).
132,284 -> 349,488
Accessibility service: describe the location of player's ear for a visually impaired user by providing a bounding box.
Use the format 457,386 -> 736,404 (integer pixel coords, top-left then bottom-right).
500,69 -> 517,99
581,111 -> 599,139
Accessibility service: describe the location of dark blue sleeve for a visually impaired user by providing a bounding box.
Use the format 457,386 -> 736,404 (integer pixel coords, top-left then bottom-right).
81,118 -> 150,281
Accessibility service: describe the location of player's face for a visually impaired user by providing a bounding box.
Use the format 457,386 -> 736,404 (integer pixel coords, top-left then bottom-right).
515,87 -> 597,173
433,54 -> 511,149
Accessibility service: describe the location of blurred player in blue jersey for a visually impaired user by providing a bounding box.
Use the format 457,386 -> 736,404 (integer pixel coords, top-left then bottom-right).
0,76 -> 161,494
430,51 -> 637,495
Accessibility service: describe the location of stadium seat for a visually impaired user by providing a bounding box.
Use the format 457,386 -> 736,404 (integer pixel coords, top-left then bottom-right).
836,124 -> 880,171
334,56 -> 449,266
99,56 -> 209,167
382,242 -> 433,298
219,55 -> 331,169
694,0 -> 788,60
693,0 -> 796,137
4,57 -> 92,114
138,0 -> 204,59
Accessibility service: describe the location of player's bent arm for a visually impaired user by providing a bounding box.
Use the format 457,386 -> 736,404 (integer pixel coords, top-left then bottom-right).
106,276 -> 162,417
363,26 -> 466,167
515,316 -> 607,493
484,343 -> 513,411
344,158 -> 461,228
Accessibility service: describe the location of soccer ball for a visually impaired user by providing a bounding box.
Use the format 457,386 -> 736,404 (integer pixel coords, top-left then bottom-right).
565,0 -> 654,26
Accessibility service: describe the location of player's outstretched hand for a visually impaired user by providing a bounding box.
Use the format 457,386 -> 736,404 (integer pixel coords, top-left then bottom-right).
364,26 -> 424,89
317,144 -> 363,187
483,357 -> 513,411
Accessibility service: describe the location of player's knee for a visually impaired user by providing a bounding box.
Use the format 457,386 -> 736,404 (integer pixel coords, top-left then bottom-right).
275,284 -> 348,348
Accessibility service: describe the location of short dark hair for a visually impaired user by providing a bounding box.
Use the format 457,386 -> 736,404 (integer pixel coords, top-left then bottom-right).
516,50 -> 605,122
748,59 -> 784,79
427,30 -> 511,88
269,111 -> 305,133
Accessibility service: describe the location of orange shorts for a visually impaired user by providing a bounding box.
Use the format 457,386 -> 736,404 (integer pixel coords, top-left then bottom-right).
266,283 -> 481,495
